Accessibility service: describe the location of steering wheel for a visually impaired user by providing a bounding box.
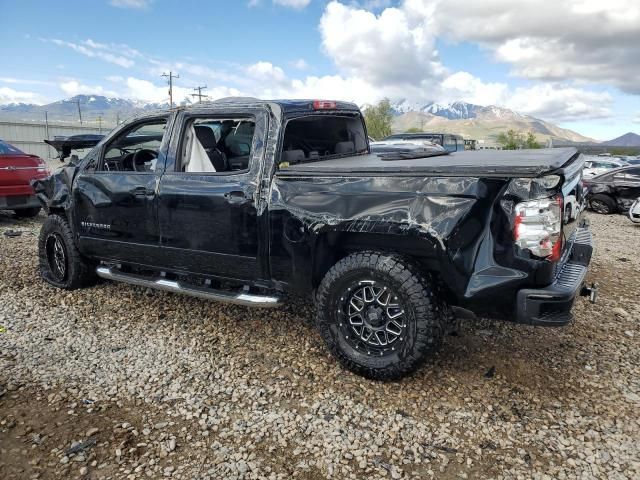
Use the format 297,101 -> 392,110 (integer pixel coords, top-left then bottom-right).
132,149 -> 158,172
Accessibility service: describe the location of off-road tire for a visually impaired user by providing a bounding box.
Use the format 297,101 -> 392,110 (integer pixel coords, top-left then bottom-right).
14,207 -> 41,218
315,251 -> 444,380
38,214 -> 97,289
590,194 -> 617,214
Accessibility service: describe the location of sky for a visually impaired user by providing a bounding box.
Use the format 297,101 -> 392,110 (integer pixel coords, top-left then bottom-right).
1,0 -> 639,141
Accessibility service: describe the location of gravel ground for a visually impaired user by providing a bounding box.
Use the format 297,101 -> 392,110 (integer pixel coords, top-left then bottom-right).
1,210 -> 639,480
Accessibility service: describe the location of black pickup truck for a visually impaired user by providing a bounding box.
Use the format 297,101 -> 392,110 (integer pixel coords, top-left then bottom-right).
34,98 -> 595,380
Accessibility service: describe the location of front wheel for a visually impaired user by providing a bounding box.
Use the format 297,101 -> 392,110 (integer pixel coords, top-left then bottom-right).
38,214 -> 96,289
590,194 -> 617,214
315,252 -> 444,380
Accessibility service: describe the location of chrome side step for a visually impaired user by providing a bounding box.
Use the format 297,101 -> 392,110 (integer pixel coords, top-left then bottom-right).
96,266 -> 282,308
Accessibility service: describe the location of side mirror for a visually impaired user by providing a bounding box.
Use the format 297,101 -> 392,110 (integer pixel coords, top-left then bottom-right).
69,154 -> 79,166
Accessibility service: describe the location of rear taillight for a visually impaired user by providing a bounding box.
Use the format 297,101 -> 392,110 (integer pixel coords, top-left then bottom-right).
513,195 -> 563,261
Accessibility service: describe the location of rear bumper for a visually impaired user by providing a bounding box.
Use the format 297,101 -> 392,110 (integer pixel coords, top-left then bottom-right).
516,226 -> 593,326
0,194 -> 40,210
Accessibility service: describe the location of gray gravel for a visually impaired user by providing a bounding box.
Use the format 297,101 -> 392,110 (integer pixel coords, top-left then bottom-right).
1,210 -> 639,479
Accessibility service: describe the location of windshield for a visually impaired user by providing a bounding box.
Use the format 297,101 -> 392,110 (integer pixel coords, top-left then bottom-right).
0,140 -> 25,155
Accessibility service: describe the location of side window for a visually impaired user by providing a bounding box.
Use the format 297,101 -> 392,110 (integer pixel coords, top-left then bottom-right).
443,136 -> 457,151
100,120 -> 167,172
179,117 -> 255,173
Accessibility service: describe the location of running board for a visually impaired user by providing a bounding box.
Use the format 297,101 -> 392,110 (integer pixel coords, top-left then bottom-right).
95,266 -> 282,308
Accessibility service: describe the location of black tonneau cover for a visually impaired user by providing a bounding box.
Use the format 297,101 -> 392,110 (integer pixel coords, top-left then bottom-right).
281,147 -> 580,178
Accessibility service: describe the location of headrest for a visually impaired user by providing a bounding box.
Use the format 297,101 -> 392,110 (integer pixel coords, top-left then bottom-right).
282,149 -> 305,163
194,126 -> 217,149
335,141 -> 355,154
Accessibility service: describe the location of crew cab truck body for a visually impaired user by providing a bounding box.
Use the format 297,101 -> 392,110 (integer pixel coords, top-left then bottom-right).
34,99 -> 594,380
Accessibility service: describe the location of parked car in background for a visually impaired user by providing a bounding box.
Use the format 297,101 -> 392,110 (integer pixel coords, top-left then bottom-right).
582,157 -> 628,178
584,166 -> 640,214
381,133 -> 465,152
0,139 -> 49,217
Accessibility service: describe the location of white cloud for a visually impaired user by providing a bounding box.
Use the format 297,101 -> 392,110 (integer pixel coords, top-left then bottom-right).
320,1 -> 445,88
110,0 -> 152,9
59,80 -> 119,97
48,38 -> 135,68
441,72 -> 508,106
273,0 -> 311,8
0,87 -> 43,105
290,58 -> 309,70
402,0 -> 640,94
247,62 -> 287,84
124,77 -> 241,104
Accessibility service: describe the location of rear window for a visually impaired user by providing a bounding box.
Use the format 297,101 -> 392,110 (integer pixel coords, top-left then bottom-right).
280,115 -> 367,165
0,140 -> 25,155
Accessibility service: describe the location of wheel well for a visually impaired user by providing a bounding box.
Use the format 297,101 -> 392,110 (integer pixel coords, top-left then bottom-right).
311,232 -> 439,288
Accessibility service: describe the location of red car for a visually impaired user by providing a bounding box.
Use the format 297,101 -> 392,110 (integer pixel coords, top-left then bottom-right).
0,139 -> 50,217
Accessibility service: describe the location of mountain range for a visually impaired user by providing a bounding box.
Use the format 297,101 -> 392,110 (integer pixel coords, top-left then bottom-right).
389,100 -> 595,144
2,95 -> 638,146
0,95 -> 172,125
600,132 -> 640,147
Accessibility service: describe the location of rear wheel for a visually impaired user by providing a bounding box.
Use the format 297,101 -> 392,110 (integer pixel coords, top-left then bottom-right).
14,207 -> 41,218
590,194 -> 617,214
38,214 -> 96,289
315,251 -> 444,380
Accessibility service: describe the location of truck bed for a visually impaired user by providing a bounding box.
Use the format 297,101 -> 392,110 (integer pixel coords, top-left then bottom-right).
281,147 -> 579,178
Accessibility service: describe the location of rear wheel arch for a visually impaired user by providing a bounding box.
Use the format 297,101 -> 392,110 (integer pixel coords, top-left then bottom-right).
311,231 -> 440,289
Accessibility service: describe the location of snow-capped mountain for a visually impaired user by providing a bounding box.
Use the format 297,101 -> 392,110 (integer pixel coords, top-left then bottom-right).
390,100 -> 525,121
389,100 -> 594,144
0,95 -> 182,124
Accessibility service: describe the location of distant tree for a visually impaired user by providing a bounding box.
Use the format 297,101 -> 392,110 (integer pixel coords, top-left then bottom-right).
524,132 -> 541,149
496,129 -> 524,150
496,130 -> 542,149
405,127 -> 423,133
610,147 -> 639,156
364,98 -> 394,140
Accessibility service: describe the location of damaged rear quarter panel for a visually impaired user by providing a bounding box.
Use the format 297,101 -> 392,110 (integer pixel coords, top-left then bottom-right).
268,173 -> 510,298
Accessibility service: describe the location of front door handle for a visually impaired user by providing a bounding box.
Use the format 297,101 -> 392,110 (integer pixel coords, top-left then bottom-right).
130,186 -> 155,197
224,190 -> 250,204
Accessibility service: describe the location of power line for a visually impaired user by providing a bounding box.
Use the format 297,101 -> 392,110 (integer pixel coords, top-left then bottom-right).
191,85 -> 208,103
161,71 -> 180,108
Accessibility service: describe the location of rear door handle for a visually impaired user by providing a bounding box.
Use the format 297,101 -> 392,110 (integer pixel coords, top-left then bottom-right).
130,186 -> 155,197
224,190 -> 250,204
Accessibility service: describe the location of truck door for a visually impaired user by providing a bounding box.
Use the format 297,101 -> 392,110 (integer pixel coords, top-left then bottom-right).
73,116 -> 170,265
157,110 -> 268,281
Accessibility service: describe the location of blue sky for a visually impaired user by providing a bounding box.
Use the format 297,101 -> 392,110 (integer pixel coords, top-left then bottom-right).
1,0 -> 639,141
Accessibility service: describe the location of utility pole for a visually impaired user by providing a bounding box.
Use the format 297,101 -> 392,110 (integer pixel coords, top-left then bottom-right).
97,115 -> 103,134
77,99 -> 83,125
44,111 -> 50,160
191,85 -> 208,103
116,111 -> 120,125
162,71 -> 180,108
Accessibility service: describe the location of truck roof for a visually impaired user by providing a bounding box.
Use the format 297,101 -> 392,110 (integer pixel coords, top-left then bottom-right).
188,98 -> 361,115
282,147 -> 580,178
